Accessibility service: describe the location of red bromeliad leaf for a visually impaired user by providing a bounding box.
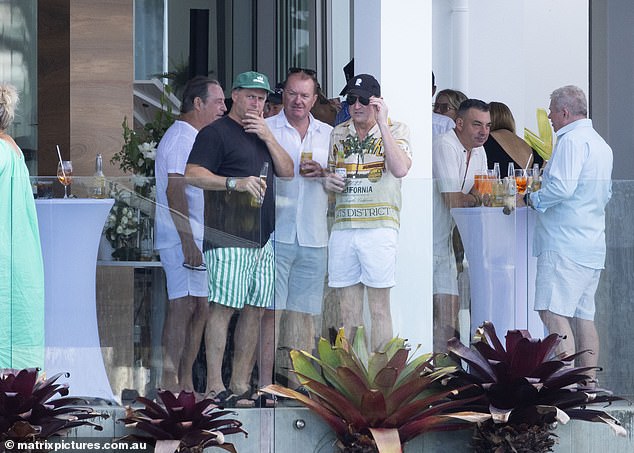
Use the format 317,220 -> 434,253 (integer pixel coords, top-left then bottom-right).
262,385 -> 351,437
447,338 -> 496,382
359,389 -> 388,424
386,368 -> 452,414
480,322 -> 507,356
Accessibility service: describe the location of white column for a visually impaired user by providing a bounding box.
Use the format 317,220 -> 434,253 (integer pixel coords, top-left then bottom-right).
451,0 -> 469,93
354,0 -> 433,350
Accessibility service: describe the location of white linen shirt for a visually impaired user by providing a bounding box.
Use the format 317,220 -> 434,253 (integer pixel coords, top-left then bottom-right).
154,120 -> 205,250
432,112 -> 455,136
529,118 -> 613,269
432,129 -> 487,254
267,110 -> 332,247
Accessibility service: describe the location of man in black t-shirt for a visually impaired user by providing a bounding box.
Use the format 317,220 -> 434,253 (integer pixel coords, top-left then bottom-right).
186,71 -> 293,405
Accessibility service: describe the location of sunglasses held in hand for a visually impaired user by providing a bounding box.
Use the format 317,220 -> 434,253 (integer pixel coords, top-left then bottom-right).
183,263 -> 207,271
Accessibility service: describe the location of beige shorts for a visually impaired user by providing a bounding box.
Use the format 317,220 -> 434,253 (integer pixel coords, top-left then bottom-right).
534,250 -> 601,320
433,252 -> 458,296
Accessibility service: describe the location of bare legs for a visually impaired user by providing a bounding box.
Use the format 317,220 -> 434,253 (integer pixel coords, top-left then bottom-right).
161,295 -> 208,392
539,310 -> 599,381
432,294 -> 459,354
339,283 -> 364,340
204,303 -> 234,395
282,310 -> 317,388
179,299 -> 208,391
229,305 -> 265,395
338,283 -> 392,351
203,303 -> 267,396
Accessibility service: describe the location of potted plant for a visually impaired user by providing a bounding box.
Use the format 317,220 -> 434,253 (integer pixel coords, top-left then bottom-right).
263,327 -> 488,453
447,322 -> 627,453
0,368 -> 108,452
118,389 -> 247,453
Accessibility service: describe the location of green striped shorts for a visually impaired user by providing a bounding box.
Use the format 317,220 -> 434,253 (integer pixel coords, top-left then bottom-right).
203,240 -> 274,309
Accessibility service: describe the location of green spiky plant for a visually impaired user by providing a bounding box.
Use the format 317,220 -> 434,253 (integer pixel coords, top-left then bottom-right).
118,389 -> 247,453
0,368 -> 107,448
447,322 -> 627,453
263,327 -> 488,453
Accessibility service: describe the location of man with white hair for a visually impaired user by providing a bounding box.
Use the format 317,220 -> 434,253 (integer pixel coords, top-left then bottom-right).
524,85 -> 613,385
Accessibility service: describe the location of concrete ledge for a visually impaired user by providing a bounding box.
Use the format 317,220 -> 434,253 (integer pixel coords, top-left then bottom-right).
70,401 -> 634,452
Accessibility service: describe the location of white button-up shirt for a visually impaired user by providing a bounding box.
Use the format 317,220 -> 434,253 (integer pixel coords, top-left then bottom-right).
530,118 -> 613,268
267,110 -> 332,247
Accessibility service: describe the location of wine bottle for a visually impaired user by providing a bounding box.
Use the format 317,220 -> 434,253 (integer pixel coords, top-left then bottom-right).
91,153 -> 107,198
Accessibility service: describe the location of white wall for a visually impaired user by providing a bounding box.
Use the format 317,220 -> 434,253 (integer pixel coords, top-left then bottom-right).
354,0 -> 434,351
432,0 -> 589,135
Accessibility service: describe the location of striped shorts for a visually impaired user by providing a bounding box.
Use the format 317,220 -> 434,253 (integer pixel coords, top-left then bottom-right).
203,240 -> 274,309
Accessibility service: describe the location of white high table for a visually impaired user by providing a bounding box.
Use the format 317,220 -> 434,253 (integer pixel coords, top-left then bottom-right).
451,206 -> 545,338
36,198 -> 115,400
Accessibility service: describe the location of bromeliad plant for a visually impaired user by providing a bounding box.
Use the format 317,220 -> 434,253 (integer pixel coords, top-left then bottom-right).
263,327 -> 488,453
119,389 -> 247,453
447,322 -> 627,453
0,368 -> 107,445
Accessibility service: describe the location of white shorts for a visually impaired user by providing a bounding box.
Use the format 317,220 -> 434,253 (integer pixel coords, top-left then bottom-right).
534,250 -> 601,321
159,244 -> 208,300
328,228 -> 398,288
273,239 -> 327,315
433,253 -> 458,296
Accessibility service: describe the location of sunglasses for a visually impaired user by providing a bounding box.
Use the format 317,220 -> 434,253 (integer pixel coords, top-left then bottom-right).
433,102 -> 455,114
346,94 -> 370,106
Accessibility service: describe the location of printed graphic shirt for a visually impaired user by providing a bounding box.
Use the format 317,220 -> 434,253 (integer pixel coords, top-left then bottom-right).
329,118 -> 411,230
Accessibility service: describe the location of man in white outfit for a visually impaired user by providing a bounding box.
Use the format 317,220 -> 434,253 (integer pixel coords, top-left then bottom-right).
154,76 -> 226,391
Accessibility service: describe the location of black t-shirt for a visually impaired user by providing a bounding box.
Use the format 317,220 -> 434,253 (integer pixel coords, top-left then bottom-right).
187,116 -> 274,249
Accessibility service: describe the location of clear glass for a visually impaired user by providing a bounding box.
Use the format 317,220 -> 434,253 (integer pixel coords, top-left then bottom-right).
56,160 -> 73,198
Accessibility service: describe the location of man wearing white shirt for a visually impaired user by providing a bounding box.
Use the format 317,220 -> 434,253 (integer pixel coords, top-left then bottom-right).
154,76 -> 226,391
524,86 -> 612,384
432,99 -> 490,354
264,68 -> 332,389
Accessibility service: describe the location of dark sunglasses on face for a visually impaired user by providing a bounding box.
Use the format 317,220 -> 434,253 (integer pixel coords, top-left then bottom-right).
346,94 -> 370,106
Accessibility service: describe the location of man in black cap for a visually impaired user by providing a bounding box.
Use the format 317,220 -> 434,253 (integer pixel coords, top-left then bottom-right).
335,59 -> 354,125
324,73 -> 412,351
264,82 -> 284,118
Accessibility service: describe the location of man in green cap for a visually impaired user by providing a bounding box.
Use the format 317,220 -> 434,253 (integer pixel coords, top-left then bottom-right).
186,71 -> 293,406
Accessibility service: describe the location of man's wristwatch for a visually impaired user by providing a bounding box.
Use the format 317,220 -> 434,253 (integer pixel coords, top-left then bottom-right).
225,177 -> 237,192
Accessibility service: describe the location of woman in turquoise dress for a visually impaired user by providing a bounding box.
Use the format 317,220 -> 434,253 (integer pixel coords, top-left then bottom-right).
0,83 -> 45,369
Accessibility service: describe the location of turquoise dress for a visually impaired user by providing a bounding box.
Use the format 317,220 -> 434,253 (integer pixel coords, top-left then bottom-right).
0,138 -> 45,369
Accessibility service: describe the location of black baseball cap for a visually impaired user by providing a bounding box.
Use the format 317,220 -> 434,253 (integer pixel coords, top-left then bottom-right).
340,74 -> 381,98
268,82 -> 284,104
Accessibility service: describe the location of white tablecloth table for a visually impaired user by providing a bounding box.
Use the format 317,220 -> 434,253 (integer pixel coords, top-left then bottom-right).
451,206 -> 545,338
36,198 -> 115,400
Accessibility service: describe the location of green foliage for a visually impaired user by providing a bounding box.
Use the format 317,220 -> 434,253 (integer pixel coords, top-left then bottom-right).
119,389 -> 246,453
263,327 -> 487,453
0,368 -> 107,443
111,83 -> 176,177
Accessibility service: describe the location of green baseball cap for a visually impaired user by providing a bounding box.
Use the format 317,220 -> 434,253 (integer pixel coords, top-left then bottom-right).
232,71 -> 273,93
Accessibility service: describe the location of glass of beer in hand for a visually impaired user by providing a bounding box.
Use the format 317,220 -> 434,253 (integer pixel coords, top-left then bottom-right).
57,160 -> 73,198
299,151 -> 313,176
514,169 -> 528,195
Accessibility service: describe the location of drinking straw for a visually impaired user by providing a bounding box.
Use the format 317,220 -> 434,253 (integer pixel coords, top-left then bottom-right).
524,153 -> 534,172
56,145 -> 66,179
